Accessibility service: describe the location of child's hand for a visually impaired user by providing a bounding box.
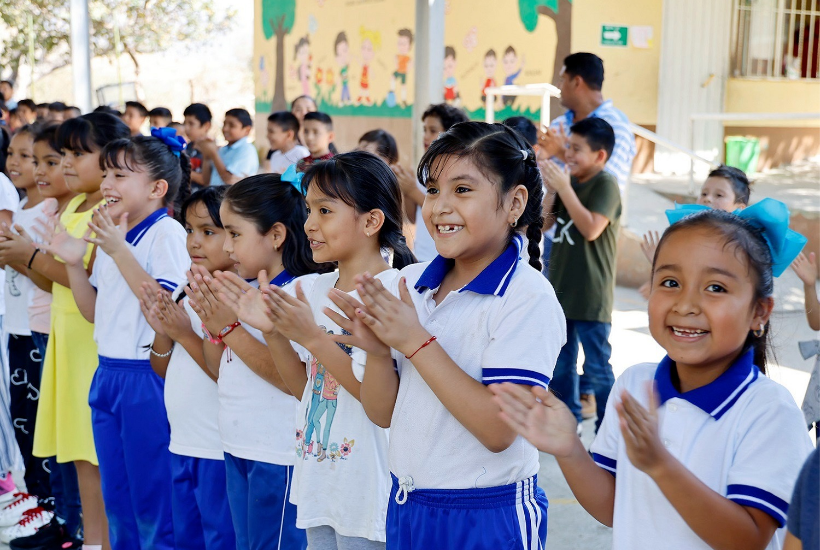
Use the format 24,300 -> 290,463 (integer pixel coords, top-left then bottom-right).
491,383 -> 580,457
87,208 -> 128,259
390,164 -> 418,196
0,223 -> 37,266
352,273 -> 427,356
791,252 -> 818,287
139,283 -> 166,336
184,265 -> 237,335
212,270 -> 276,334
641,231 -> 660,264
156,291 -> 196,342
33,213 -> 89,267
194,138 -> 218,159
261,281 -> 324,347
538,159 -> 570,194
325,288 -> 391,358
616,385 -> 671,478
537,122 -> 568,159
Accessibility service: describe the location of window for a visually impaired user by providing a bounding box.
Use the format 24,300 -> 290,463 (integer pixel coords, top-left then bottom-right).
731,0 -> 820,79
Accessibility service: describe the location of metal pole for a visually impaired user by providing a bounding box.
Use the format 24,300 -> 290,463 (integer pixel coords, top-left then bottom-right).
411,0 -> 445,166
27,14 -> 35,101
688,117 -> 696,196
70,0 -> 93,113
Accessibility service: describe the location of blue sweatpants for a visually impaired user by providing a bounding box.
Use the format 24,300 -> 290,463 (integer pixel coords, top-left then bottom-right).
171,454 -> 236,550
386,474 -> 548,550
89,356 -> 174,550
224,453 -> 306,550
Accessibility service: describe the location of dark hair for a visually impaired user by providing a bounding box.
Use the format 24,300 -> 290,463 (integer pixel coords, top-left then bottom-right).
48,102 -> 67,113
707,165 -> 751,206
168,121 -> 183,132
36,103 -> 49,110
563,52 -> 604,91
570,117 -> 615,161
302,151 -> 416,269
66,106 -> 82,118
422,103 -> 469,131
398,28 -> 413,44
12,123 -> 39,140
225,108 -> 253,128
294,36 -> 310,60
444,45 -> 456,59
223,174 -> 331,277
503,116 -> 537,146
291,95 -> 317,112
125,101 -> 148,117
358,129 -> 399,164
56,112 -> 130,153
417,122 -> 545,271
0,80 -> 13,89
334,31 -> 348,52
181,186 -> 226,229
100,135 -> 192,215
148,107 -> 173,120
17,99 -> 36,112
267,111 -> 300,136
183,103 -> 212,124
33,124 -> 61,152
303,111 -> 333,131
504,45 -> 516,56
653,209 -> 774,372
93,105 -> 120,116
485,49 -> 496,59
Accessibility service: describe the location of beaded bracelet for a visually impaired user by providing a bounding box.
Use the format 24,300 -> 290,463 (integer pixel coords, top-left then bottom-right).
150,343 -> 174,358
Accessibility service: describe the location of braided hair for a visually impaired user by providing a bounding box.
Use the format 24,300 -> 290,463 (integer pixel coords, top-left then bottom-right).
416,121 -> 545,271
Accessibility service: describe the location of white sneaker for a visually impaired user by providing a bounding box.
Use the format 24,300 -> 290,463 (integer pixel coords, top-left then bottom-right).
0,507 -> 54,543
0,493 -> 38,527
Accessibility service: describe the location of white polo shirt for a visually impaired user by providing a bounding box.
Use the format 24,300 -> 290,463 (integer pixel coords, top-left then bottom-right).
165,290 -> 223,460
217,271 -> 307,466
89,209 -> 189,359
590,350 -> 814,550
388,234 -> 566,489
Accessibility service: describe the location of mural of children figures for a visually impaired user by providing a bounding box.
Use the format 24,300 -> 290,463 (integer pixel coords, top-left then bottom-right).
388,28 -> 413,108
358,26 -> 380,106
443,45 -> 460,106
334,31 -> 352,106
481,48 -> 498,104
502,45 -> 526,106
294,35 -> 311,97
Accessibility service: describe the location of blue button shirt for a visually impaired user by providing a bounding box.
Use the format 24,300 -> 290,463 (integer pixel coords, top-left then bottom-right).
209,137 -> 259,186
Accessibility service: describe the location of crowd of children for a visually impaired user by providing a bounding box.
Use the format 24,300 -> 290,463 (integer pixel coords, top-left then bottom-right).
0,50 -> 817,550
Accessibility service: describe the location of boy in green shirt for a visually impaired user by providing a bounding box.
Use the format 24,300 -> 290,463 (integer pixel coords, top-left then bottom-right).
540,117 -> 621,432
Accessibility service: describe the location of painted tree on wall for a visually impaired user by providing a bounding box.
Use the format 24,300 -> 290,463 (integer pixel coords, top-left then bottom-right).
262,0 -> 296,111
518,0 -> 572,114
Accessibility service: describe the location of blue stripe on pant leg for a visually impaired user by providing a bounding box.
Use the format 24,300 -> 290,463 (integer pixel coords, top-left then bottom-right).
192,456 -> 236,550
171,454 -> 206,550
225,453 -> 250,550
89,367 -> 141,550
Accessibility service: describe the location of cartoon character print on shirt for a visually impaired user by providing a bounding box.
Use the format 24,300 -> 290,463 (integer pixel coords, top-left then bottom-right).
296,325 -> 355,463
7,269 -> 22,297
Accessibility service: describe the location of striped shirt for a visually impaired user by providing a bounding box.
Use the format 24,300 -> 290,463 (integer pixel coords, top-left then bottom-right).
550,100 -> 636,194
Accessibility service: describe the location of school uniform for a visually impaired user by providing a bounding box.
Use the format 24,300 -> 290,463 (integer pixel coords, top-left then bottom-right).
87,208 -> 188,550
166,290 -> 235,550
219,271 -> 310,550
383,235 -> 566,550
590,349 -> 815,550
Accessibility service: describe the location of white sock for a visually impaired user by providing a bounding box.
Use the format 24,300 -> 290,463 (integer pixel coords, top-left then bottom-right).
83,545 -> 103,550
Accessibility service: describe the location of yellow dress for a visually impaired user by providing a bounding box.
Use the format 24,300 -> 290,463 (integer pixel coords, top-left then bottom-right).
33,194 -> 102,464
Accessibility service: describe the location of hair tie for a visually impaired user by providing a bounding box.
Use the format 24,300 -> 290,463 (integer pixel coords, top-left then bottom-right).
665,198 -> 806,277
281,164 -> 305,195
520,149 -> 528,161
151,127 -> 186,157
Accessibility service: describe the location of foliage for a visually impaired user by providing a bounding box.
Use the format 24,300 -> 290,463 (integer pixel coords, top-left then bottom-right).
518,0 -> 569,32
0,0 -> 235,78
261,0 -> 296,40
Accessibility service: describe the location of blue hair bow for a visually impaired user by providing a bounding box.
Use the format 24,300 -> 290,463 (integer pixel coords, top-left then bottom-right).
281,164 -> 305,194
150,127 -> 186,157
665,198 -> 807,277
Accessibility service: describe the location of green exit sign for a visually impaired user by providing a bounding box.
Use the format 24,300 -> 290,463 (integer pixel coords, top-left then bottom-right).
601,25 -> 628,47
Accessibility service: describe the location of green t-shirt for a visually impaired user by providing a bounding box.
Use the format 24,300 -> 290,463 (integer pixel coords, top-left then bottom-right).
548,170 -> 622,323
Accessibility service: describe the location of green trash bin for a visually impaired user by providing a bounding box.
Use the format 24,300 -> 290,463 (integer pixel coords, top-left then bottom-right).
725,136 -> 760,174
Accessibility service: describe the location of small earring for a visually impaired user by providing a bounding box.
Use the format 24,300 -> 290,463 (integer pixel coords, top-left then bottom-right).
510,218 -> 518,228
366,232 -> 370,237
752,323 -> 765,338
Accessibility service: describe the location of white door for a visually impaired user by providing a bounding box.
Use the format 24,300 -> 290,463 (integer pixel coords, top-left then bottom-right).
655,0 -> 733,175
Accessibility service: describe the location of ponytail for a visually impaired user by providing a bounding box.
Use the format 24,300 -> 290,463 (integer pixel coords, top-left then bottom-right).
174,152 -> 192,221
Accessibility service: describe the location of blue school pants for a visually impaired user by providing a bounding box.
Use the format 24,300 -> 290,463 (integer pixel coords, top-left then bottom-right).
224,453 -> 306,550
171,453 -> 236,550
89,356 -> 175,550
386,474 -> 547,550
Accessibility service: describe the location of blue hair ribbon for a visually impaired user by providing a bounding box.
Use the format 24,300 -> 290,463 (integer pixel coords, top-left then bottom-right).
150,127 -> 186,157
281,164 -> 305,194
665,198 -> 807,277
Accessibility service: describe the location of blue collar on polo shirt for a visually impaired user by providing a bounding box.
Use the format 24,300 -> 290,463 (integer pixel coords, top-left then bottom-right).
414,234 -> 523,297
270,269 -> 296,288
654,348 -> 759,420
126,208 -> 168,246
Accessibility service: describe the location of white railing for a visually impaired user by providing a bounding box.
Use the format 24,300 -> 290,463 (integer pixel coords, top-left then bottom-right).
483,83 -> 561,129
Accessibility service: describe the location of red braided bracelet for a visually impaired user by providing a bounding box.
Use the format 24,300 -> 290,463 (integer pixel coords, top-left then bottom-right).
405,336 -> 437,359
